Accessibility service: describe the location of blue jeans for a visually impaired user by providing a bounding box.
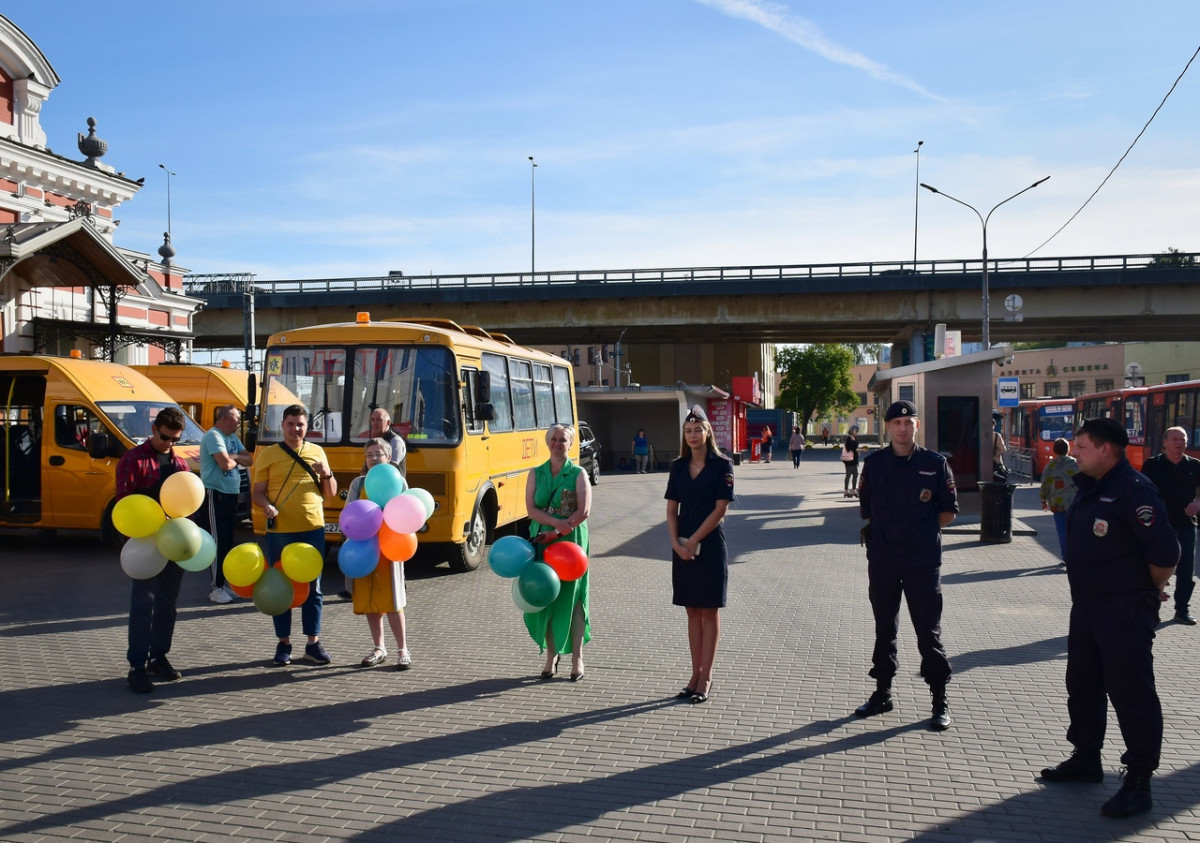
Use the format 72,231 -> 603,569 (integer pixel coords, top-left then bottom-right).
265,528 -> 325,639
1173,523 -> 1197,615
127,562 -> 184,668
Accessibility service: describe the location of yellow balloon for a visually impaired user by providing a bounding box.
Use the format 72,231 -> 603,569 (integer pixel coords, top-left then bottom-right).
112,494 -> 167,539
161,471 -> 205,519
223,542 -> 267,587
280,542 -> 323,583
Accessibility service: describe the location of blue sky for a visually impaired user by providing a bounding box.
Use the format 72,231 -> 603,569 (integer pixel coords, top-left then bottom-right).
6,1 -> 1199,280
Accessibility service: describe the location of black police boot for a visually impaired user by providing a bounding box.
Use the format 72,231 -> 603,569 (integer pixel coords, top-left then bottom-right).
854,681 -> 893,717
929,683 -> 951,731
1101,767 -> 1152,818
1040,749 -> 1104,783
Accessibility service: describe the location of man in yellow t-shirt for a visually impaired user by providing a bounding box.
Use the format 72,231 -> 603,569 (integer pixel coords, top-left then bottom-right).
252,404 -> 337,667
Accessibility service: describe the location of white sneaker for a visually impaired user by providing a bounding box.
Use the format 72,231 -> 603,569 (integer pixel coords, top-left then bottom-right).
209,587 -> 233,604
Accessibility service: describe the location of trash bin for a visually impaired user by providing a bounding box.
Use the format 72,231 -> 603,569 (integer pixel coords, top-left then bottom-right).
980,481 -> 1016,543
749,438 -> 762,463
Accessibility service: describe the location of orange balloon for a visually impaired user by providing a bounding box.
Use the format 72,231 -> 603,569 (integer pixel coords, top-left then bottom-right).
290,579 -> 310,608
378,525 -> 418,562
228,581 -> 255,599
544,540 -> 588,582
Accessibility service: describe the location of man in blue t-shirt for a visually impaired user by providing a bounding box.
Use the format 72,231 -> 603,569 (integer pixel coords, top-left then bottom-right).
198,405 -> 253,603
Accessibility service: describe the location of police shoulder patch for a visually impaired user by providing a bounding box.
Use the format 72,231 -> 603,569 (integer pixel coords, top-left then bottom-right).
1136,504 -> 1155,526
724,473 -> 734,487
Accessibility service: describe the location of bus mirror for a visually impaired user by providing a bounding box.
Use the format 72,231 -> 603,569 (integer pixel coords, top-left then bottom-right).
87,432 -> 110,459
476,403 -> 495,422
475,372 -> 491,404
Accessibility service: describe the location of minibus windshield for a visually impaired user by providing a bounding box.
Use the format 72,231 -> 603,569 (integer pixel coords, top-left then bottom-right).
97,401 -> 206,446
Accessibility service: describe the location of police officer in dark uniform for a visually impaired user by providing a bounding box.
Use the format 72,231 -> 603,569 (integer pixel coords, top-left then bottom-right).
854,400 -> 959,730
1039,417 -> 1179,819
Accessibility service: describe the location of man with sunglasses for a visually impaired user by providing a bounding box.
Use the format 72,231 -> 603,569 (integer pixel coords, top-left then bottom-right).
116,407 -> 190,694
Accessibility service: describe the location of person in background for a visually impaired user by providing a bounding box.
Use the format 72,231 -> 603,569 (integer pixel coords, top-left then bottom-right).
632,428 -> 650,474
349,438 -> 412,670
760,425 -> 773,463
119,407 -> 190,694
841,425 -> 860,498
788,425 -> 805,468
821,425 -> 830,447
252,404 -> 337,667
369,408 -> 406,470
1039,417 -> 1178,819
1040,437 -> 1079,564
665,406 -> 734,705
1139,426 -> 1200,625
992,411 -> 1009,481
198,405 -> 253,604
525,424 -> 592,682
855,400 -> 958,731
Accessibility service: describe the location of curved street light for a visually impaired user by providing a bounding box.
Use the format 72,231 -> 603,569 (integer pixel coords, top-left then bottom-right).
920,176 -> 1050,348
528,156 -> 537,276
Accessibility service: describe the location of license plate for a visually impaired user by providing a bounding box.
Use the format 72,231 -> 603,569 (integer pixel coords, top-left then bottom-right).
324,523 -> 341,534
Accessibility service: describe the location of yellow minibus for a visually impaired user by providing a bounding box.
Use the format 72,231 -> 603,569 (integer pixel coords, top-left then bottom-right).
259,315 -> 579,572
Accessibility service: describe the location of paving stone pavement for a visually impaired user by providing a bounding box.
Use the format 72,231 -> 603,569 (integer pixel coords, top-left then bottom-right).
2,447 -> 1199,842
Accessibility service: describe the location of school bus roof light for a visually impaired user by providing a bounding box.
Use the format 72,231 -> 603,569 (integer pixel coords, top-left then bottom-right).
357,312 -> 370,324
69,349 -> 82,359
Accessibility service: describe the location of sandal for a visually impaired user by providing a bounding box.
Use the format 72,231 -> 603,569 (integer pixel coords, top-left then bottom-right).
540,655 -> 560,680
395,649 -> 412,671
360,647 -> 387,667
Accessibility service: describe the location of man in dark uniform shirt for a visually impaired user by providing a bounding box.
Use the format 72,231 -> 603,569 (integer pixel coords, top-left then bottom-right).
1040,417 -> 1179,819
855,400 -> 959,731
1139,426 -> 1200,624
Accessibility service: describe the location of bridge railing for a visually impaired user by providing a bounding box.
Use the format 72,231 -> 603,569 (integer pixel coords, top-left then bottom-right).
181,252 -> 1195,297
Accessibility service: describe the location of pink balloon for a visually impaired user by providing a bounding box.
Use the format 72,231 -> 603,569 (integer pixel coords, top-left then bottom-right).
383,494 -> 426,535
339,499 -> 383,541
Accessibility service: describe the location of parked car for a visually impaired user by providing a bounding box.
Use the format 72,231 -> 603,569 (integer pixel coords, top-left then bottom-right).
577,421 -> 601,485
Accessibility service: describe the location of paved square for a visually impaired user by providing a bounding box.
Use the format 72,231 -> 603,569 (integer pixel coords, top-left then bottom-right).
2,448 -> 1198,841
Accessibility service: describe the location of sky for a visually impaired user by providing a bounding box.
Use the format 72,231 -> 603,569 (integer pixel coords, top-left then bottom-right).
5,1 -> 1199,282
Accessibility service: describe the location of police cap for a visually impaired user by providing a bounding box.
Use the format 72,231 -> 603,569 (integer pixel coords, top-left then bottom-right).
884,400 -> 919,422
1078,416 -> 1129,448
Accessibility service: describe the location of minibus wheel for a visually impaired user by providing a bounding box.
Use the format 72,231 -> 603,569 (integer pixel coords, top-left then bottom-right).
450,506 -> 487,572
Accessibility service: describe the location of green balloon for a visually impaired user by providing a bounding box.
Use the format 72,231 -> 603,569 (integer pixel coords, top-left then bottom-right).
517,562 -> 561,609
155,518 -> 204,562
253,567 -> 294,616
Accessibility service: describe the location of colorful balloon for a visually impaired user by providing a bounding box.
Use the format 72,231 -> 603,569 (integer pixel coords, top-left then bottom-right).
383,494 -> 426,534
289,578 -> 311,609
120,535 -> 169,580
489,535 -> 536,578
228,581 -> 255,599
378,525 -> 418,562
253,566 -> 294,616
339,499 -> 383,541
155,517 -> 204,561
224,542 -> 267,587
512,577 -> 541,613
405,488 -> 435,520
338,537 -> 380,578
544,540 -> 589,582
280,542 -> 323,582
112,494 -> 166,539
160,471 -> 205,519
176,528 -> 217,572
517,561 -> 561,608
364,462 -> 407,506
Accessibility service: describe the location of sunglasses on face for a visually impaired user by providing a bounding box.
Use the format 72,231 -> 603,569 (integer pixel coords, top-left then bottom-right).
157,432 -> 182,443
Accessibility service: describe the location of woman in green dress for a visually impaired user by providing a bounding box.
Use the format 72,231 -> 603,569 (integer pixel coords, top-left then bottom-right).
525,423 -> 592,681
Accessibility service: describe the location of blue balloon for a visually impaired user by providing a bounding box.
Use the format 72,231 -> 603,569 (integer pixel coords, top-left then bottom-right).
364,463 -> 407,506
518,562 -> 561,608
489,535 -> 535,578
338,537 -> 380,578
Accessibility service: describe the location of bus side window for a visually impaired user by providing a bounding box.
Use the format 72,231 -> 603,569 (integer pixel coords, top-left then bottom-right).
54,405 -> 90,450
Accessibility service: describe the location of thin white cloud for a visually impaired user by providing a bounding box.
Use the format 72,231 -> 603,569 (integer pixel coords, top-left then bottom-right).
695,0 -> 946,102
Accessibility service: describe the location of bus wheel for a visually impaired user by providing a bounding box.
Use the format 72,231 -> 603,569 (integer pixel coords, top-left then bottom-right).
450,507 -> 487,573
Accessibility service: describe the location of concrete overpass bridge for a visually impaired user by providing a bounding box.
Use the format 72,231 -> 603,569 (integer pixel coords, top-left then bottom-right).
185,253 -> 1200,349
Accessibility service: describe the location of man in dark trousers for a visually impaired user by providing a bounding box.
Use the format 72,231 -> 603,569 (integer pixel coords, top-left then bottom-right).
1139,426 -> 1200,624
117,406 -> 190,694
855,400 -> 958,730
1040,417 -> 1179,819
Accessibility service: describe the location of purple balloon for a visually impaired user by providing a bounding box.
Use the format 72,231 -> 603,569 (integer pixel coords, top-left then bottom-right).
339,499 -> 383,541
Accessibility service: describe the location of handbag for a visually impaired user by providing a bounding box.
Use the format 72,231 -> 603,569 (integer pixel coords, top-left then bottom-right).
840,446 -> 854,462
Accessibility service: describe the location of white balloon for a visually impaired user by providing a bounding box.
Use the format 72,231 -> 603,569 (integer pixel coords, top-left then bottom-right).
121,536 -> 169,580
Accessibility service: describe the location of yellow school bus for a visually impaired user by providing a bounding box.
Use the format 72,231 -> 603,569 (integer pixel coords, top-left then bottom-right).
131,362 -> 254,433
259,315 -> 579,572
0,353 -> 205,544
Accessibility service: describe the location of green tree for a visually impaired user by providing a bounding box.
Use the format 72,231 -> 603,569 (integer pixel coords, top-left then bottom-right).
1146,247 -> 1196,268
776,344 -> 860,430
848,343 -> 883,365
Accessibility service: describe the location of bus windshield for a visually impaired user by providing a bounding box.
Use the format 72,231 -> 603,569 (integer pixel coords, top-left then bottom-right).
97,401 -> 206,446
1037,405 -> 1075,441
260,345 -> 461,445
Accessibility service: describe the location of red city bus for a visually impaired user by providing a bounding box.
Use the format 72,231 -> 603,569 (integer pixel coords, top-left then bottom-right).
1007,398 -> 1077,478
1074,386 -> 1149,468
1073,381 -> 1200,469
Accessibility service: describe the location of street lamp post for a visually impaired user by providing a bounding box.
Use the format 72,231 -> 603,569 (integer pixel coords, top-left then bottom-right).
920,176 -> 1050,348
912,141 -> 923,270
158,163 -> 175,237
528,156 -> 537,276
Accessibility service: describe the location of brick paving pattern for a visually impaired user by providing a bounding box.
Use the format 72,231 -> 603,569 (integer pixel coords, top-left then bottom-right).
1,446 -> 1198,841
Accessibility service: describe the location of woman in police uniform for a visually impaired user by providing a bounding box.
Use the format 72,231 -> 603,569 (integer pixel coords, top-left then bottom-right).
665,406 -> 734,704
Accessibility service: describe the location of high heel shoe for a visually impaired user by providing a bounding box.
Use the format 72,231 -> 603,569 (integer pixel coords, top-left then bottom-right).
540,655 -> 560,680
570,660 -> 585,682
691,683 -> 712,704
